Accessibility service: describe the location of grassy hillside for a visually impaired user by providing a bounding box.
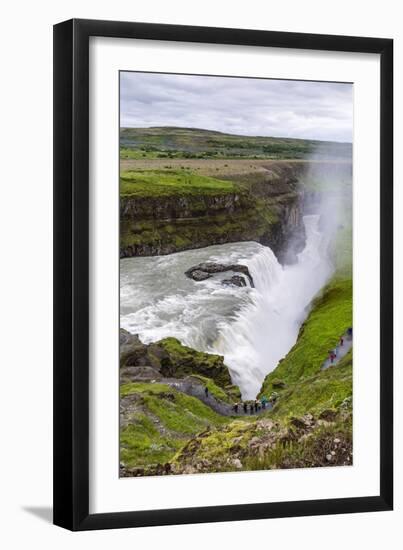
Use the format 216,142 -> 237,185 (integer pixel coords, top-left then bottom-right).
120,382 -> 229,469
120,126 -> 352,161
259,277 -> 352,394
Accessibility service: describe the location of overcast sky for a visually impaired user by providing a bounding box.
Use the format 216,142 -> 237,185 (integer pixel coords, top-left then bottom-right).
120,72 -> 353,143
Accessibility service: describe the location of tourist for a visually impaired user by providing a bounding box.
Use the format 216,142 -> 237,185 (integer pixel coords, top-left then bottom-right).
340,336 -> 344,346
205,387 -> 209,398
243,402 -> 248,414
233,402 -> 239,414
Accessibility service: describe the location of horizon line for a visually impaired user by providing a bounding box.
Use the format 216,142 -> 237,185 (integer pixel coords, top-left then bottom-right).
119,125 -> 353,145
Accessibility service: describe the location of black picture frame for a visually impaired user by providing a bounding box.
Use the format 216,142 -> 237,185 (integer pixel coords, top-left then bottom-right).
53,18 -> 393,531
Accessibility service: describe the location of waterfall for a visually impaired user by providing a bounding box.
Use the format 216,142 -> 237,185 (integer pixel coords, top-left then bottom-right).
120,215 -> 333,400
210,215 -> 333,398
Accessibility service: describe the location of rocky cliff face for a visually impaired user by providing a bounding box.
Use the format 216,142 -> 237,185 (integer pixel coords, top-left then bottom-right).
120,329 -> 236,389
120,161 -> 307,264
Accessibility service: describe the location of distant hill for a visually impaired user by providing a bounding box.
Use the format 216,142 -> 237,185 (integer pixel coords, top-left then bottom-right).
120,126 -> 352,161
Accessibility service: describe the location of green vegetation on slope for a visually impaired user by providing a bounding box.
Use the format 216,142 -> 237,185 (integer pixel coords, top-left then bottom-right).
190,374 -> 241,404
119,331 -> 235,391
119,166 -> 288,257
120,382 -> 229,468
120,169 -> 238,197
157,337 -> 233,387
171,406 -> 352,473
259,277 -> 352,397
269,350 -> 352,419
242,415 -> 352,471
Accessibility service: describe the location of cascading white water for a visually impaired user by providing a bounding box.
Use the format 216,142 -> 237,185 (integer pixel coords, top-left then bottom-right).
120,214 -> 334,399
210,215 -> 333,397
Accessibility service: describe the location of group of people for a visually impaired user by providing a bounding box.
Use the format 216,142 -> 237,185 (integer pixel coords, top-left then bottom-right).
328,327 -> 353,364
204,386 -> 275,415
232,395 -> 273,415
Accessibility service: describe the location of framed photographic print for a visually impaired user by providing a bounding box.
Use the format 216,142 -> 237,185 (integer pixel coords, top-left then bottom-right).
53,19 -> 393,530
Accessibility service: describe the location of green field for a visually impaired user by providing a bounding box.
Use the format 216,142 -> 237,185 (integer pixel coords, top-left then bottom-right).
120,169 -> 239,197
120,126 -> 352,161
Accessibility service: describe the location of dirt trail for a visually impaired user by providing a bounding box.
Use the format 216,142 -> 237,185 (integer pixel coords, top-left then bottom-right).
157,376 -> 272,417
321,330 -> 353,370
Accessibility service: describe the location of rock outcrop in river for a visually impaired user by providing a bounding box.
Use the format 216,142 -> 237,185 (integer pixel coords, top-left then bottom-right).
185,262 -> 254,287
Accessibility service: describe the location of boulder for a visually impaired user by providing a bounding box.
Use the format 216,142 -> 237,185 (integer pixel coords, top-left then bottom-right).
157,337 -> 232,387
222,275 -> 247,287
190,269 -> 211,281
119,329 -> 235,390
185,262 -> 254,287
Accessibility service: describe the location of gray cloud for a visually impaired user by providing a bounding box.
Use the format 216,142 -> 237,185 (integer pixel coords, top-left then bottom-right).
120,72 -> 353,143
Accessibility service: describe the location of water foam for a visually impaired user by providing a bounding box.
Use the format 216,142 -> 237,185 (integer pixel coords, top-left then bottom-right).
120,215 -> 333,399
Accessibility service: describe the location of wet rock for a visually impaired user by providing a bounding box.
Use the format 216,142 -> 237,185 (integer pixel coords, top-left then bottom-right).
191,269 -> 211,281
120,328 -> 141,347
222,275 -> 247,287
185,262 -> 254,287
120,329 -> 149,367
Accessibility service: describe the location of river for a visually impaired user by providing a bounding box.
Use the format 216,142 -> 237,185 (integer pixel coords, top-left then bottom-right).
120,214 -> 333,399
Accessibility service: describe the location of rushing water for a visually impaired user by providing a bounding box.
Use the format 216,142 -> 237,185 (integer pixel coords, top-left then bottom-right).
120,215 -> 334,399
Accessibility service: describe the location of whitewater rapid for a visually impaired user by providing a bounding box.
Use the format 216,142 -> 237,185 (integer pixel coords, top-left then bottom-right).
120,215 -> 333,399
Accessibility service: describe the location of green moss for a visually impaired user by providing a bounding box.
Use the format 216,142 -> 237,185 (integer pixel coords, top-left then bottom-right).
172,420 -> 253,465
270,350 -> 352,419
190,375 -> 237,404
243,418 -> 352,471
144,392 -> 227,434
120,381 -> 173,398
158,337 -> 232,387
120,197 -> 281,254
